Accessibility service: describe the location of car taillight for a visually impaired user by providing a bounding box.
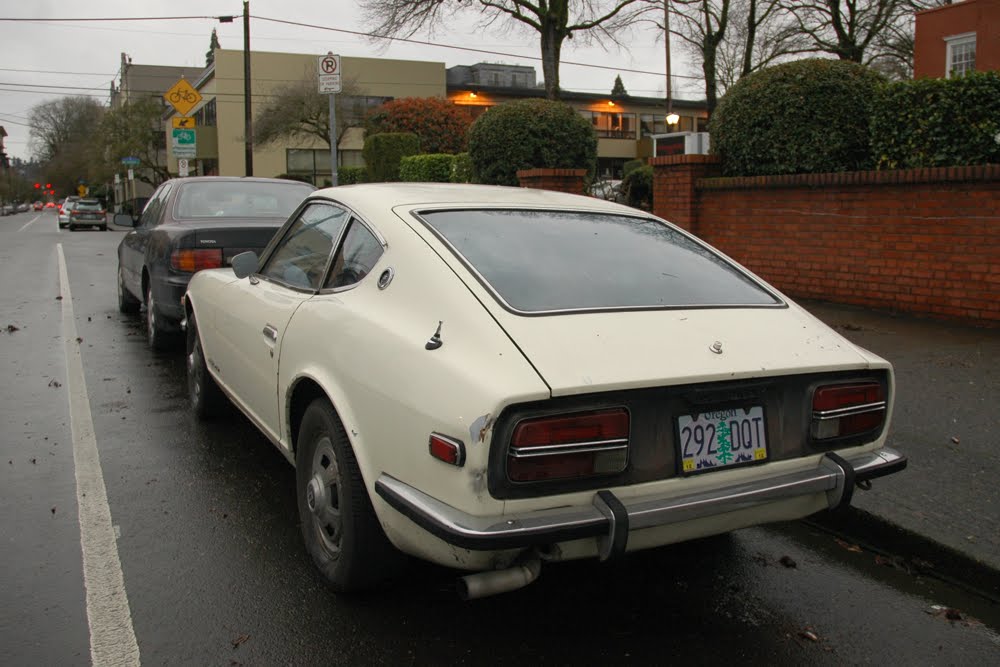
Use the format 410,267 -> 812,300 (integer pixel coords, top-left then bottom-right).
811,382 -> 886,440
171,249 -> 223,272
507,408 -> 629,482
429,433 -> 465,467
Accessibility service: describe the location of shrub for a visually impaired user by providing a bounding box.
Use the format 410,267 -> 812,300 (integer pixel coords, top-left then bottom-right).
871,71 -> 1000,169
450,152 -> 474,183
338,166 -> 367,185
467,99 -> 597,186
362,132 -> 421,182
622,159 -> 644,178
711,58 -> 886,176
365,97 -> 472,154
399,154 -> 455,182
621,165 -> 653,210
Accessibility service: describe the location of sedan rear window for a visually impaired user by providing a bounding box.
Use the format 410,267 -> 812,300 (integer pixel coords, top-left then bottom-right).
175,181 -> 314,219
419,209 -> 781,313
74,200 -> 103,211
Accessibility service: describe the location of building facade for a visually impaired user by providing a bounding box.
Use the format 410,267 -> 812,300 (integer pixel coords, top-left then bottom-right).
914,0 -> 1000,78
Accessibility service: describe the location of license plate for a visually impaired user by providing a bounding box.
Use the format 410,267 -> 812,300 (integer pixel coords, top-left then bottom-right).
677,406 -> 767,474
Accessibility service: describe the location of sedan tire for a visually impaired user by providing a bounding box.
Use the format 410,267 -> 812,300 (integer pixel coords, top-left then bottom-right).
117,265 -> 140,314
186,312 -> 225,419
296,398 -> 405,592
145,283 -> 174,350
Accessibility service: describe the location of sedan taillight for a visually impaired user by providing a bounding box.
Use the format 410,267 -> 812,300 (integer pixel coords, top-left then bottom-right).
171,249 -> 223,272
811,382 -> 886,440
507,408 -> 629,482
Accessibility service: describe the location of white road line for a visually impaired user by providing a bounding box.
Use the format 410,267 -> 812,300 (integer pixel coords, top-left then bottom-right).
58,244 -> 142,667
18,214 -> 42,232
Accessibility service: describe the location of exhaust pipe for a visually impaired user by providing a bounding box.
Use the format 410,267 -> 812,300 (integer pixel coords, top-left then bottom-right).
457,554 -> 542,600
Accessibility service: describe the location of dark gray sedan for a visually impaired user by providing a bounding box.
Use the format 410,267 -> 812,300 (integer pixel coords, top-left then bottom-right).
116,176 -> 315,349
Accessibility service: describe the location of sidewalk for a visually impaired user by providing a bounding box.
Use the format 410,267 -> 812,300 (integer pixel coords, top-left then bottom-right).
802,301 -> 1000,583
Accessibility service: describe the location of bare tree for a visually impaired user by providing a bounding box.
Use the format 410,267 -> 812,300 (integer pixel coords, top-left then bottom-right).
712,0 -> 810,93
360,0 -> 649,100
255,75 -> 366,150
669,0 -> 732,114
29,97 -> 106,194
868,0 -> 953,79
780,0 -> 907,63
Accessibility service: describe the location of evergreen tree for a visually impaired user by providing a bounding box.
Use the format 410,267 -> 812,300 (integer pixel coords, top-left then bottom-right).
206,29 -> 221,66
611,75 -> 627,96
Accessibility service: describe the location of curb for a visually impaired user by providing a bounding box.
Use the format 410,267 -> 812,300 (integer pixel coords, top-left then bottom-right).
806,507 -> 1000,604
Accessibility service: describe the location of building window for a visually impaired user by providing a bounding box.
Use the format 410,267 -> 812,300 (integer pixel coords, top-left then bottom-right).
945,33 -> 976,78
580,111 -> 636,139
193,98 -> 216,127
286,149 -> 332,186
340,96 -> 393,127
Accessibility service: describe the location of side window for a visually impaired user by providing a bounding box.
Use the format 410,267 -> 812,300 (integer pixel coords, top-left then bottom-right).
260,203 -> 349,290
325,219 -> 384,289
138,182 -> 171,228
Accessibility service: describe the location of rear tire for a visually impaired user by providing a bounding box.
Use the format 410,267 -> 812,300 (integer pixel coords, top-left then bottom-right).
117,265 -> 140,314
296,398 -> 404,592
100,225 -> 108,231
145,282 -> 174,350
186,312 -> 225,419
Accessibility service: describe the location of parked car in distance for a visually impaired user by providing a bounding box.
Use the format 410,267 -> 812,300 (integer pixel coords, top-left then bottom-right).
68,199 -> 108,231
0,204 -> 14,216
44,202 -> 56,209
182,183 -> 907,599
116,176 -> 316,349
33,201 -> 43,211
16,202 -> 30,213
57,196 -> 81,229
590,178 -> 622,202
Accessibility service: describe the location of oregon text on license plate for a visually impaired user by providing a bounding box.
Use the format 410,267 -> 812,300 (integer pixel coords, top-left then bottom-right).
677,406 -> 767,474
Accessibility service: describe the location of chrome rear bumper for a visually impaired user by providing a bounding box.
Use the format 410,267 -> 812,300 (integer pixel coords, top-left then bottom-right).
375,447 -> 906,554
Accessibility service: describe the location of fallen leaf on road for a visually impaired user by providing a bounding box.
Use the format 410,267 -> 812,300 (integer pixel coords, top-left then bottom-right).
779,555 -> 797,568
48,379 -> 62,388
5,324 -> 19,333
926,605 -> 964,622
950,436 -> 960,444
55,296 -> 63,300
835,538 -> 863,553
50,507 -> 56,515
76,337 -> 83,344
231,634 -> 250,649
30,458 -> 36,464
798,629 -> 819,642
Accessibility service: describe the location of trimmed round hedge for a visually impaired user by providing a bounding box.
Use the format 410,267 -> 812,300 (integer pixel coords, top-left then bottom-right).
711,59 -> 886,176
468,99 -> 597,186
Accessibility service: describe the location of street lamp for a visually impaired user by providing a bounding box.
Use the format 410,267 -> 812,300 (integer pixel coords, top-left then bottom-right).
664,1 -> 679,127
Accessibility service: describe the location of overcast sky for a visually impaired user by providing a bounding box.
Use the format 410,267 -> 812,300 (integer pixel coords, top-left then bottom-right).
0,1 -> 700,161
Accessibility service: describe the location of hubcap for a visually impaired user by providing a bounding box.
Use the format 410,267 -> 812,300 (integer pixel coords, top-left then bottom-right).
309,436 -> 342,553
146,290 -> 156,337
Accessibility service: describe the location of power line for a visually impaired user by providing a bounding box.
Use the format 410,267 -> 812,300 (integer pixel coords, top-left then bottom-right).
0,15 -> 238,22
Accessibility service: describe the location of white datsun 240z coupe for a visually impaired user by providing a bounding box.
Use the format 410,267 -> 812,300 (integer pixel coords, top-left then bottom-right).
182,183 -> 905,599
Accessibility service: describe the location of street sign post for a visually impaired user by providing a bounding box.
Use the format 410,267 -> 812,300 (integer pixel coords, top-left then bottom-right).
178,159 -> 190,177
172,129 -> 197,158
164,78 -> 202,116
121,157 -> 140,166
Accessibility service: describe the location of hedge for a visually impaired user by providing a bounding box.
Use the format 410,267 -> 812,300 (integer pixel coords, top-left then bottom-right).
338,166 -> 367,185
621,165 -> 653,210
399,154 -> 455,182
467,99 -> 597,186
361,132 -> 421,182
871,71 -> 1000,169
711,59 -> 885,176
450,152 -> 474,183
622,159 -> 644,178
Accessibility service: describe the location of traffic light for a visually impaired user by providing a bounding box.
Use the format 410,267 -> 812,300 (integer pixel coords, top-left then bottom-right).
34,183 -> 40,189
45,183 -> 51,189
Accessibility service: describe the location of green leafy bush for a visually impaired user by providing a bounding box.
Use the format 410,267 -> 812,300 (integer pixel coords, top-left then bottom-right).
872,71 -> 1000,169
711,59 -> 886,176
621,165 -> 653,210
338,166 -> 367,185
399,154 -> 455,182
365,97 -> 471,154
362,133 -> 421,182
450,152 -> 474,183
467,99 -> 597,186
622,159 -> 644,178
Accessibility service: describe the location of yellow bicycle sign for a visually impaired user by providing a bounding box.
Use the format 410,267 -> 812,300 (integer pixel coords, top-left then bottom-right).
164,78 -> 202,116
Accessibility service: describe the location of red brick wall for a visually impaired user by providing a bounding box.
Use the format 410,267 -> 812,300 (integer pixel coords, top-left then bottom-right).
517,168 -> 587,195
651,156 -> 1000,326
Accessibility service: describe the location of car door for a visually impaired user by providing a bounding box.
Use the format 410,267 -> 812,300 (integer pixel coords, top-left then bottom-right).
120,182 -> 171,298
213,201 -> 351,441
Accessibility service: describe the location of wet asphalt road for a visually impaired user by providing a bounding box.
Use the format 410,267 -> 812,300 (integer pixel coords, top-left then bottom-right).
2,210 -> 999,665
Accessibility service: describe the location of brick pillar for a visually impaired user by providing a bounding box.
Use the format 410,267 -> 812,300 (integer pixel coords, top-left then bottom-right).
517,168 -> 588,195
650,155 -> 721,233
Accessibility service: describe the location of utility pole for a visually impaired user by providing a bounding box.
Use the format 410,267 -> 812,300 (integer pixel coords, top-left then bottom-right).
664,0 -> 679,127
243,1 -> 253,176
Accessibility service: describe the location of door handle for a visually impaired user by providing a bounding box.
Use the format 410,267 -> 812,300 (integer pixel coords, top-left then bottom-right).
262,325 -> 278,343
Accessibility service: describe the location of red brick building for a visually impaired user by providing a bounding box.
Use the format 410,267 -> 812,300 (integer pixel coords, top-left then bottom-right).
914,0 -> 1000,78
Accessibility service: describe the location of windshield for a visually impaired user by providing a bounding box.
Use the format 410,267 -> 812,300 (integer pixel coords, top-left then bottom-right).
174,181 -> 314,220
419,209 -> 781,313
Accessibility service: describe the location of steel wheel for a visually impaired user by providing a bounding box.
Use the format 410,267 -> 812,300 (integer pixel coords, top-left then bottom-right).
144,283 -> 172,350
306,435 -> 344,556
186,312 -> 224,418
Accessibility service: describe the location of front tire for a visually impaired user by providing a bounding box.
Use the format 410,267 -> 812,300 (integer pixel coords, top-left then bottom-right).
186,312 -> 225,419
296,399 -> 404,592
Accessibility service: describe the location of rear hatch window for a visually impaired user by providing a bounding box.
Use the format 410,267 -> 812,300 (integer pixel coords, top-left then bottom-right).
74,201 -> 103,211
418,209 -> 781,313
174,181 -> 314,219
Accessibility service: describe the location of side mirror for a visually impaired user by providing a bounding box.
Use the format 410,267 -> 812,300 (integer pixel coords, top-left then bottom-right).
231,251 -> 259,279
113,213 -> 138,227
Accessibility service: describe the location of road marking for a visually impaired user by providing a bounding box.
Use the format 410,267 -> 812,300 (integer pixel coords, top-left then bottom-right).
18,214 -> 42,232
58,244 -> 141,667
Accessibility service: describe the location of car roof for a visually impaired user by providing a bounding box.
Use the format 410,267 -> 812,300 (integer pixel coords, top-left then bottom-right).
168,176 -> 316,187
309,182 -> 634,214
